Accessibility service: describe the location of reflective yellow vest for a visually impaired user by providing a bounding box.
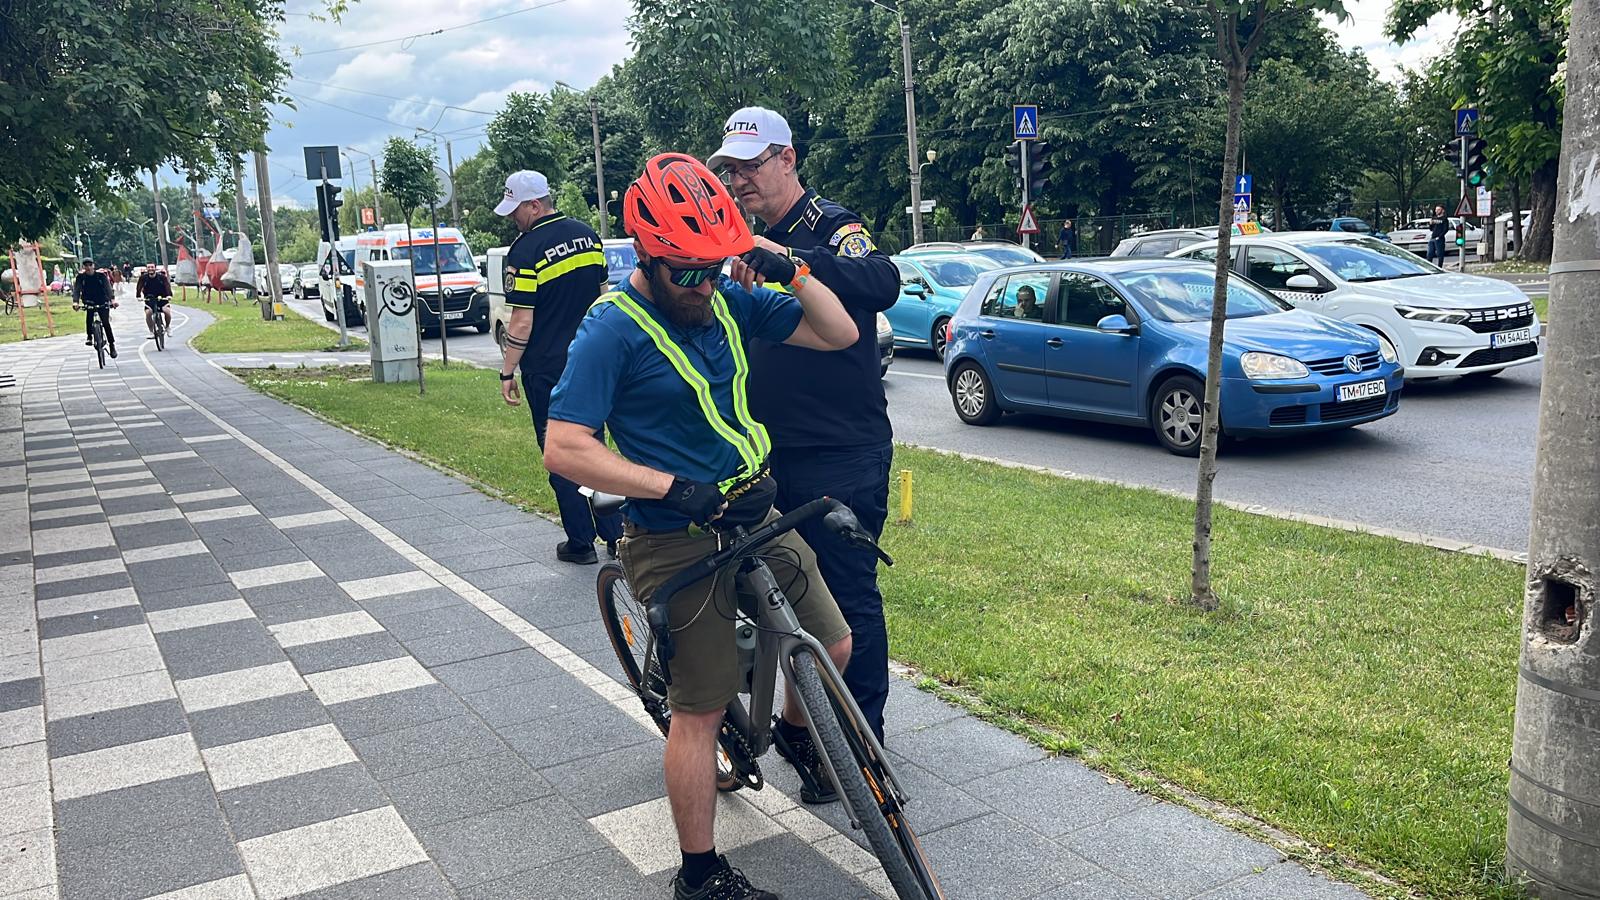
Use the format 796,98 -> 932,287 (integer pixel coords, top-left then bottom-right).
592,290 -> 771,493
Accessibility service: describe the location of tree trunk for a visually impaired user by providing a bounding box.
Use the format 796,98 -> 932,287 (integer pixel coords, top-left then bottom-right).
1522,158 -> 1559,262
1190,64 -> 1247,612
1505,2 -> 1600,892
405,219 -> 425,397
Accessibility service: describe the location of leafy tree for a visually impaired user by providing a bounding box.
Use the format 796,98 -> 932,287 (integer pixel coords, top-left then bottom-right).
553,181 -> 599,232
1236,55 -> 1379,228
486,92 -> 569,179
1364,63 -> 1457,222
548,72 -> 649,231
0,0 -> 290,244
452,149 -> 518,250
626,0 -> 840,152
1389,0 -> 1568,260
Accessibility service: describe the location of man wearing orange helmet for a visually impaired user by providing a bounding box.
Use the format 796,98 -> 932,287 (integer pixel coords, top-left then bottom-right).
544,153 -> 859,900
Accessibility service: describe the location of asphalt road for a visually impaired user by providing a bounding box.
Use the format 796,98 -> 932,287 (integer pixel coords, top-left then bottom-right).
283,291 -> 1541,553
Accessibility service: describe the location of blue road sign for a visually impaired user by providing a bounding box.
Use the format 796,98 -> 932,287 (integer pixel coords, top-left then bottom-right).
1234,173 -> 1253,196
1233,193 -> 1252,212
1456,108 -> 1479,136
1013,105 -> 1039,141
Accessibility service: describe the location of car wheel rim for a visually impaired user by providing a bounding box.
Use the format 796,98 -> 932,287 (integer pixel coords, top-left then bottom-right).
932,323 -> 947,356
1160,388 -> 1202,447
955,370 -> 985,417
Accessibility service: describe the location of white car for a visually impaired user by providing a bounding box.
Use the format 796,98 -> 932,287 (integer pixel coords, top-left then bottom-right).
1389,217 -> 1483,254
1172,232 -> 1541,379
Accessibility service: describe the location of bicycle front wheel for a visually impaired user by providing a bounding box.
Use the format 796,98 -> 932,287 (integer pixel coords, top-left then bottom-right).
154,323 -> 165,351
790,651 -> 944,900
95,336 -> 105,368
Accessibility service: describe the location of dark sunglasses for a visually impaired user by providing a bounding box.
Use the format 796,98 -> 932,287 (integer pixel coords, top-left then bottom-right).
654,258 -> 724,288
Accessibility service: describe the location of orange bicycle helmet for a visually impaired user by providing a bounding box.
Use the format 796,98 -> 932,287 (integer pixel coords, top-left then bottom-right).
623,153 -> 753,260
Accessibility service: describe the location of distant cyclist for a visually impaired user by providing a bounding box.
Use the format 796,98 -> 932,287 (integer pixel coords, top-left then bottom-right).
72,260 -> 117,358
137,261 -> 173,336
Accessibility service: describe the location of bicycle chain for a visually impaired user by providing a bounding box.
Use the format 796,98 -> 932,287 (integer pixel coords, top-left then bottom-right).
719,719 -> 763,790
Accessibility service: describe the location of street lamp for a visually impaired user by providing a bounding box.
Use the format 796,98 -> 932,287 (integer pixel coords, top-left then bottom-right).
125,217 -> 153,261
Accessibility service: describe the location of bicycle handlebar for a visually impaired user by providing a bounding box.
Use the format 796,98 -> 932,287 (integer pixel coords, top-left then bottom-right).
645,497 -> 893,685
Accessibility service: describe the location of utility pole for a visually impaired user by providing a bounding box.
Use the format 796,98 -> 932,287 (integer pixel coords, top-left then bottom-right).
587,101 -> 608,239
897,8 -> 924,246
1458,134 -> 1468,272
253,150 -> 283,315
343,150 -> 362,234
1505,1 -> 1600,895
446,141 -> 462,228
1019,140 -> 1032,251
188,176 -> 204,263
151,169 -> 169,269
370,159 -> 384,226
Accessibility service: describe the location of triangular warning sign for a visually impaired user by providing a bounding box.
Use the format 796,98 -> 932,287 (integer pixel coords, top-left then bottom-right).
1017,111 -> 1037,137
1018,204 -> 1040,234
1456,196 -> 1475,217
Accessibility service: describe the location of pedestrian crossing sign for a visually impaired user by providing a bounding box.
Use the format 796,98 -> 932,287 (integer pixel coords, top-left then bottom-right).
1013,105 -> 1039,141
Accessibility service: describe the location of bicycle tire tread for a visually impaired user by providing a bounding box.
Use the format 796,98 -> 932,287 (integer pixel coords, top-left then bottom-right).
790,652 -> 929,899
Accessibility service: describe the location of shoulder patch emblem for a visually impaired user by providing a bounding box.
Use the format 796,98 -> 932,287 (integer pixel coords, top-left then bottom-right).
827,222 -> 865,247
837,232 -> 876,258
801,198 -> 824,231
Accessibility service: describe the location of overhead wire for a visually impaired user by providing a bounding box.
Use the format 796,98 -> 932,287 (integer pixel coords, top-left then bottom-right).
295,0 -> 577,56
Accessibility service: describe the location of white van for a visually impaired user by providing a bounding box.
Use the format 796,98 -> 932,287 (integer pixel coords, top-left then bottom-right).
325,226 -> 490,333
316,236 -> 362,325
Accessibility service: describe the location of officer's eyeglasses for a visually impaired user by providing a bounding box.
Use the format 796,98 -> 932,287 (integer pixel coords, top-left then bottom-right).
719,150 -> 781,184
654,258 -> 725,288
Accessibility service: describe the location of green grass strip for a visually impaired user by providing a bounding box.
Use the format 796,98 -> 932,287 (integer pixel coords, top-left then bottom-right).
175,286 -> 365,354
237,362 -> 1525,899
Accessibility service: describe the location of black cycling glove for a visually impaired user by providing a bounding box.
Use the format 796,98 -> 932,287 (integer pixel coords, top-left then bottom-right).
661,477 -> 726,526
739,247 -> 797,286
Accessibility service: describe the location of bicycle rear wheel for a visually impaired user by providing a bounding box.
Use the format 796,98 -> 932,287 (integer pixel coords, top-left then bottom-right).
155,323 -> 165,351
597,562 -> 748,791
790,651 -> 945,900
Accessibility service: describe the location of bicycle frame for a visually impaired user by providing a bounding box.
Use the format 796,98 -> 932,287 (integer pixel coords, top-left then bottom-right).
637,547 -> 912,828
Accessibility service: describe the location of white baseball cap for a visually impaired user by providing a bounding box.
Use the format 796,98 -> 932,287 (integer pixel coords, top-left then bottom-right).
707,107 -> 793,171
494,170 -> 551,216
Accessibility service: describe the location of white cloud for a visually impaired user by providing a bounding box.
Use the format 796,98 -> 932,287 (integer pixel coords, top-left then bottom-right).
272,195 -> 303,210
322,50 -> 417,96
1324,0 -> 1460,82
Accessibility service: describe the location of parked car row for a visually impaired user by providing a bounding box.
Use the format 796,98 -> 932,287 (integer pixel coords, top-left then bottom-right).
878,234 -> 1539,456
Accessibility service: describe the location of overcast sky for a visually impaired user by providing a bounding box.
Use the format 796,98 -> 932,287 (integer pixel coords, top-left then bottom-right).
211,0 -> 1455,212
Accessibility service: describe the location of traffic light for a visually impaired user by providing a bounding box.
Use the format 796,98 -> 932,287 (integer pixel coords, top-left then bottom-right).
315,183 -> 343,242
1464,138 -> 1490,187
1027,140 -> 1051,197
1441,141 -> 1464,179
1005,140 -> 1024,193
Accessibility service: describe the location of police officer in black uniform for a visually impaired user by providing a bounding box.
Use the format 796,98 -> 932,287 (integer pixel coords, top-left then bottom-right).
494,170 -> 623,565
709,108 -> 901,766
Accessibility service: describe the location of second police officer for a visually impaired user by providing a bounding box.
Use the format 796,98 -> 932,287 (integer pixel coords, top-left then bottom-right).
707,107 -> 901,802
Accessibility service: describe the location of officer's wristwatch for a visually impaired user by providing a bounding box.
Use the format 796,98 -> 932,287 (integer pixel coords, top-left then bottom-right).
499,372 -> 515,382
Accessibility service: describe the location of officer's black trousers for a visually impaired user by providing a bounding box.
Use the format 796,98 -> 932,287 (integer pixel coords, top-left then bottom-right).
771,441 -> 893,741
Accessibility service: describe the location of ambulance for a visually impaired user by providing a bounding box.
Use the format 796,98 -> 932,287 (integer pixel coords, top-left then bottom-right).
329,225 -> 491,334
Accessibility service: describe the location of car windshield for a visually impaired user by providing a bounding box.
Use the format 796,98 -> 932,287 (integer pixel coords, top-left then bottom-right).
603,244 -> 637,283
392,241 -> 475,275
919,256 -> 1002,288
971,246 -> 1039,267
1118,269 -> 1290,322
1301,238 -> 1439,282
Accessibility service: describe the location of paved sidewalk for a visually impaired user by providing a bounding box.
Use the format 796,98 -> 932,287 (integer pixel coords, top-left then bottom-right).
0,310 -> 1368,899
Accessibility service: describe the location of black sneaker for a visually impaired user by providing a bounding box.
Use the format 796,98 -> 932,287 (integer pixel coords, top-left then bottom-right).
772,718 -> 838,804
673,856 -> 779,900
107,344 -> 117,358
85,339 -> 93,346
556,540 -> 598,565
605,539 -> 619,560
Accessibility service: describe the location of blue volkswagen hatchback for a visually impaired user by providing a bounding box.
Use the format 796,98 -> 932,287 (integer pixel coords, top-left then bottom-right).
943,259 -> 1404,455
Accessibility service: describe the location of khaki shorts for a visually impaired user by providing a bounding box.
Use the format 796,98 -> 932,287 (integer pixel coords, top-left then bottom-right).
619,510 -> 851,714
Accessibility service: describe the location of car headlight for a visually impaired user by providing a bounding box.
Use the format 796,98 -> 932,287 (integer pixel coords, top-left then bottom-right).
876,312 -> 892,337
1376,333 -> 1398,363
1240,352 -> 1309,380
1396,304 -> 1470,325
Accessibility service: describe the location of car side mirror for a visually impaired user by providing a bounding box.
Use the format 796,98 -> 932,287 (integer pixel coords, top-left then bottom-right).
1096,314 -> 1136,334
902,282 -> 927,297
1284,274 -> 1321,290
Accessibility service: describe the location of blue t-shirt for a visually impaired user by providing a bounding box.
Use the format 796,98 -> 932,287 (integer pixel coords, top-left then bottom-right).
548,276 -> 804,530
